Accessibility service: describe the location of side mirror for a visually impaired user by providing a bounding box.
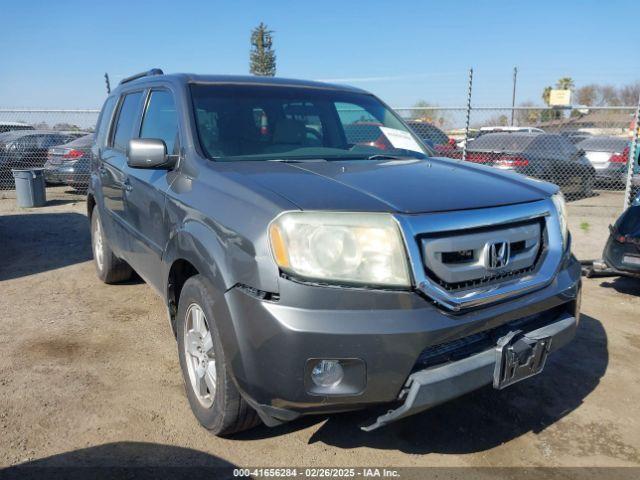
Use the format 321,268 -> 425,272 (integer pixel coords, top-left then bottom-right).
126,138 -> 175,169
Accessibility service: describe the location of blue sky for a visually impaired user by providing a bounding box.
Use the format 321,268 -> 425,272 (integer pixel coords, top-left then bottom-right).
1,0 -> 638,108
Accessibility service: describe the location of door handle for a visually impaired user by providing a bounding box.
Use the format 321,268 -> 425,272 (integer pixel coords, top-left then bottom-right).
123,178 -> 133,192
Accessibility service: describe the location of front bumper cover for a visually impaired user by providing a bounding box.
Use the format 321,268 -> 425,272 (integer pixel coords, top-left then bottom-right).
361,312 -> 578,431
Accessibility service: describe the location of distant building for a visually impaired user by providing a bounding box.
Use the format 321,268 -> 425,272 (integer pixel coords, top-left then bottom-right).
537,110 -> 635,136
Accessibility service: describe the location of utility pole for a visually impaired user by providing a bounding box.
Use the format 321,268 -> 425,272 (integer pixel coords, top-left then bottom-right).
510,67 -> 518,126
104,73 -> 111,94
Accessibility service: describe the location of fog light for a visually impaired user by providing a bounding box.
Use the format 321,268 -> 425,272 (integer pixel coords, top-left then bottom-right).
311,360 -> 344,387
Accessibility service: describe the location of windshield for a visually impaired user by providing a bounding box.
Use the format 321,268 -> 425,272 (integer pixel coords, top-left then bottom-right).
190,84 -> 432,161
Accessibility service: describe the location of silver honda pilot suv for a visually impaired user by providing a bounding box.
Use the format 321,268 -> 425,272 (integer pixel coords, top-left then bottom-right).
88,69 -> 582,435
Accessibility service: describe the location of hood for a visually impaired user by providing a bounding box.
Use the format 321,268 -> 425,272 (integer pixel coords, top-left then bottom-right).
225,157 -> 556,214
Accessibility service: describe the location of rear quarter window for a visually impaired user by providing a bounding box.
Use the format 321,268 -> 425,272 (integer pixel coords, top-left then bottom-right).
95,96 -> 117,148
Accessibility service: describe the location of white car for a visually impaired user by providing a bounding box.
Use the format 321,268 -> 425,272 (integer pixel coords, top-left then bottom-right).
0,121 -> 34,134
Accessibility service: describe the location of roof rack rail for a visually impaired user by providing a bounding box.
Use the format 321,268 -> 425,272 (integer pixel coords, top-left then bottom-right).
119,68 -> 164,85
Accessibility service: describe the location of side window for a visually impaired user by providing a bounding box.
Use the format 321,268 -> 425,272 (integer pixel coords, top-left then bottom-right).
95,96 -> 117,148
112,92 -> 143,152
140,90 -> 179,154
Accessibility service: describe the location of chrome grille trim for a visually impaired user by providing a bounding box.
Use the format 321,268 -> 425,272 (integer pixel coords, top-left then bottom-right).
394,199 -> 563,311
421,220 -> 543,288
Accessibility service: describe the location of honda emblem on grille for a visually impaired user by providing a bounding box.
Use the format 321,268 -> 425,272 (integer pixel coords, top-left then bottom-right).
486,241 -> 510,269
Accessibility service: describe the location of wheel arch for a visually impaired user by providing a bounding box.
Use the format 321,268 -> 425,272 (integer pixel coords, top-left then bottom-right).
163,226 -> 232,336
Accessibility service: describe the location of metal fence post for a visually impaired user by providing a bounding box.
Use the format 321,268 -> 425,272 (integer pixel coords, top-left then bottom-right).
623,96 -> 640,210
462,68 -> 474,162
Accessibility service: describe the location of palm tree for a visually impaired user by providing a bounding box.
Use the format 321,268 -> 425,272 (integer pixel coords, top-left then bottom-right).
556,77 -> 575,91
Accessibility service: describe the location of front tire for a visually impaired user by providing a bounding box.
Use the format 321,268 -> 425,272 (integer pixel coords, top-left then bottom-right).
177,275 -> 260,436
90,208 -> 132,283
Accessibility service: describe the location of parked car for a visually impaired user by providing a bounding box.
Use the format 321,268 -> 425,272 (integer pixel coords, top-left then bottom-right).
448,132 -> 596,197
44,133 -> 94,190
88,70 -> 581,436
0,121 -> 34,134
576,136 -> 632,186
479,126 -> 545,134
406,120 -> 456,154
602,203 -> 640,278
0,130 -> 81,187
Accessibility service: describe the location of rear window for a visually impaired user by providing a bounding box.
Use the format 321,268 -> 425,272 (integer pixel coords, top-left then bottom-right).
408,123 -> 448,145
64,134 -> 94,148
468,133 -> 536,152
577,137 -> 628,152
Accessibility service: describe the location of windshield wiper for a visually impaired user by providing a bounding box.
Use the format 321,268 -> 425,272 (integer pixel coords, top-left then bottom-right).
267,158 -> 327,163
366,154 -> 413,160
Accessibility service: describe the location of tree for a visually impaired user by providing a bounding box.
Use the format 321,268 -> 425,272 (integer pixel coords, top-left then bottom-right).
575,84 -> 597,106
556,77 -> 575,91
515,101 -> 542,126
250,22 -> 276,76
542,86 -> 552,106
409,100 -> 452,128
598,85 -> 620,106
619,82 -> 640,105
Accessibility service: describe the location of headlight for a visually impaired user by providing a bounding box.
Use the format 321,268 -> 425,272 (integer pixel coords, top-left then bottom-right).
551,192 -> 568,249
269,212 -> 411,287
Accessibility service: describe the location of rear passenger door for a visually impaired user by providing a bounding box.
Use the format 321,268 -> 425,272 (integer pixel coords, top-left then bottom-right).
121,88 -> 179,291
99,91 -> 144,256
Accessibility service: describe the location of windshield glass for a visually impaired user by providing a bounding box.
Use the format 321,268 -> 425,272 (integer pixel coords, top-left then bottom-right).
190,84 -> 432,161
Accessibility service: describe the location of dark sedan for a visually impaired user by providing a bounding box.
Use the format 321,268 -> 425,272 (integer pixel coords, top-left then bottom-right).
449,132 -> 596,197
44,133 -> 94,190
0,130 -> 81,188
602,202 -> 640,278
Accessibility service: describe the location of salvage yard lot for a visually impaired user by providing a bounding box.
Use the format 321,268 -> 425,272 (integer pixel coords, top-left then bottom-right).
0,187 -> 639,470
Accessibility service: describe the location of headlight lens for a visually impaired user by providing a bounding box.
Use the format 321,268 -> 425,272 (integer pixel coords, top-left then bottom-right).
552,192 -> 568,249
269,212 -> 411,287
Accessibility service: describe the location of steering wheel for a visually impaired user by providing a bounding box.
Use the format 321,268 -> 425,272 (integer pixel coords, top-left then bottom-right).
305,127 -> 322,142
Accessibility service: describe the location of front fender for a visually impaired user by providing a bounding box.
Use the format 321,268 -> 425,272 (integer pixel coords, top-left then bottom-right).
162,225 -> 261,397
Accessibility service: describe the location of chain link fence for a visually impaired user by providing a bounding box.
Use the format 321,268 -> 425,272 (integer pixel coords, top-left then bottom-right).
398,105 -> 640,260
0,109 -> 99,190
1,102 -> 638,261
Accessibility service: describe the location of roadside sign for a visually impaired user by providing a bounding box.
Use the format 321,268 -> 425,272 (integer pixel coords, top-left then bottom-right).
549,89 -> 571,106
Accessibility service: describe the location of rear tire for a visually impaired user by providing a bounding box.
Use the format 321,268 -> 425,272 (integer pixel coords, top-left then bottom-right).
177,275 -> 261,436
90,208 -> 132,284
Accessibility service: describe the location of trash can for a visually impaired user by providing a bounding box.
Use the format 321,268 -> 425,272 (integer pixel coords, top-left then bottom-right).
12,168 -> 47,208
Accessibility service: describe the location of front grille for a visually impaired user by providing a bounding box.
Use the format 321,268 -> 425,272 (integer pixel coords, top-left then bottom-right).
432,265 -> 537,292
413,304 -> 567,371
420,218 -> 545,292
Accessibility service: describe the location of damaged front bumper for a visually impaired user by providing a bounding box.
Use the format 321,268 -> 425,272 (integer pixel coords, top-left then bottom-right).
362,313 -> 578,432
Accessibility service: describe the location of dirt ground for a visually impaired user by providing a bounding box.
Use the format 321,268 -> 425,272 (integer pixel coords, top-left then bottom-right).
1,187 -> 639,474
